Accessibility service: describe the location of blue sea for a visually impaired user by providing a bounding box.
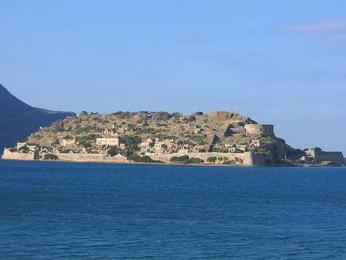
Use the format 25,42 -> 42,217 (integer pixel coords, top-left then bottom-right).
0,161 -> 346,259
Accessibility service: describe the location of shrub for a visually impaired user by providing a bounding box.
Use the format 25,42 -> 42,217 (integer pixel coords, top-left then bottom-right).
207,157 -> 217,163
170,155 -> 190,163
152,112 -> 171,121
74,126 -> 103,135
59,149 -> 71,153
128,155 -> 161,163
192,112 -> 204,116
188,116 -> 196,122
190,135 -> 207,145
120,135 -> 141,156
51,121 -> 65,132
212,147 -> 229,153
77,135 -> 97,148
51,139 -> 60,146
107,146 -> 119,157
79,111 -> 88,117
121,135 -> 141,147
18,146 -> 30,153
170,156 -> 204,164
44,154 -> 58,160
187,158 -> 204,164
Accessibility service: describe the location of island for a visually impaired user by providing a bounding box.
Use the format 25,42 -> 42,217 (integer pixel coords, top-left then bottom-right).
2,111 -> 345,166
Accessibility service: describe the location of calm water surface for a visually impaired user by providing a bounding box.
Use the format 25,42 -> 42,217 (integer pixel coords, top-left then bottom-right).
0,160 -> 346,259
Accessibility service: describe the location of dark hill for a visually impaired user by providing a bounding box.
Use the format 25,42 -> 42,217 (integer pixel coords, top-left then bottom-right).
0,84 -> 75,150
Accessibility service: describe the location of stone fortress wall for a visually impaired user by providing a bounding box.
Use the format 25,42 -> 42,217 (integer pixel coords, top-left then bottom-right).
2,148 -> 35,161
56,152 -> 128,163
2,148 -> 266,166
244,124 -> 274,137
148,152 -> 266,166
306,148 -> 345,166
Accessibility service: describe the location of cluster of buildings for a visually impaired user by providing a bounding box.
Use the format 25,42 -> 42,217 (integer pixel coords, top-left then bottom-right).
138,138 -> 191,155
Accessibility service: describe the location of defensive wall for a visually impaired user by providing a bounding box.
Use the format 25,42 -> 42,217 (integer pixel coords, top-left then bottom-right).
2,149 -> 266,166
148,152 -> 266,166
306,149 -> 344,166
2,149 -> 36,161
56,152 -> 128,163
244,124 -> 274,137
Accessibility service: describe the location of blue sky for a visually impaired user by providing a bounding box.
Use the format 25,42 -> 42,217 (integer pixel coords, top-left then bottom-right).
1,0 -> 346,153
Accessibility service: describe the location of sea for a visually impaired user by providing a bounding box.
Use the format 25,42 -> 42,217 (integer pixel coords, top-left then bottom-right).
0,160 -> 346,259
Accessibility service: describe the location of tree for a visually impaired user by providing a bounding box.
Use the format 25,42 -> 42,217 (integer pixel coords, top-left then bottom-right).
79,111 -> 88,117
207,157 -> 217,163
170,155 -> 189,163
128,155 -> 161,163
107,146 -> 119,157
188,116 -> 196,122
44,154 -> 58,160
120,135 -> 141,156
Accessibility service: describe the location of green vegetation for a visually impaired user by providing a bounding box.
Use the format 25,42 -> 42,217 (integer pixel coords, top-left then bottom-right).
188,115 -> 196,122
212,147 -> 229,153
77,134 -> 98,148
128,154 -> 162,163
188,157 -> 205,164
170,155 -> 204,164
18,146 -> 30,153
140,127 -> 157,134
190,135 -> 207,145
44,154 -> 58,160
170,155 -> 189,163
51,121 -> 65,132
121,135 -> 141,157
107,146 -> 120,157
156,134 -> 177,141
59,148 -> 72,153
207,157 -> 217,163
73,126 -> 103,135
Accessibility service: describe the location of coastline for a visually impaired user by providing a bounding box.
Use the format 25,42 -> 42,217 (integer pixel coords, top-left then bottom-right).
1,158 -> 341,168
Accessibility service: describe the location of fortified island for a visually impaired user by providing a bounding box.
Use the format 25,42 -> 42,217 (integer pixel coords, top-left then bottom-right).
2,111 -> 345,166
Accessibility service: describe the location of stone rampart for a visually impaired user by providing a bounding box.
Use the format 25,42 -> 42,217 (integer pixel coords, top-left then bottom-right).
147,152 -> 266,166
306,149 -> 344,166
56,152 -> 128,163
2,149 -> 35,161
244,124 -> 274,137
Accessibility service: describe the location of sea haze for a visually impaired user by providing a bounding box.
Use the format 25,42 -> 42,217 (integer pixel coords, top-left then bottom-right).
0,161 -> 346,259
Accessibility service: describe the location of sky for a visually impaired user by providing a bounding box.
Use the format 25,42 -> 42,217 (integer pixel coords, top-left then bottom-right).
1,0 -> 346,153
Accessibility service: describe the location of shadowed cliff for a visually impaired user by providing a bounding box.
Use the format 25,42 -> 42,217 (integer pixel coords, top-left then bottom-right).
0,84 -> 75,150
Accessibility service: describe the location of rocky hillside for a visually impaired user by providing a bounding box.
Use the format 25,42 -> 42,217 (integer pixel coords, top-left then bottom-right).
26,111 -> 302,164
0,84 -> 75,150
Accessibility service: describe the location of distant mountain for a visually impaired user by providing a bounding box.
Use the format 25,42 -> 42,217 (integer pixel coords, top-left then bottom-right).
0,84 -> 75,150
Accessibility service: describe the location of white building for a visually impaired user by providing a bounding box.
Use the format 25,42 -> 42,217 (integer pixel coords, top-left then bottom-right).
16,142 -> 27,149
178,149 -> 189,155
61,139 -> 76,147
96,137 -> 120,147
